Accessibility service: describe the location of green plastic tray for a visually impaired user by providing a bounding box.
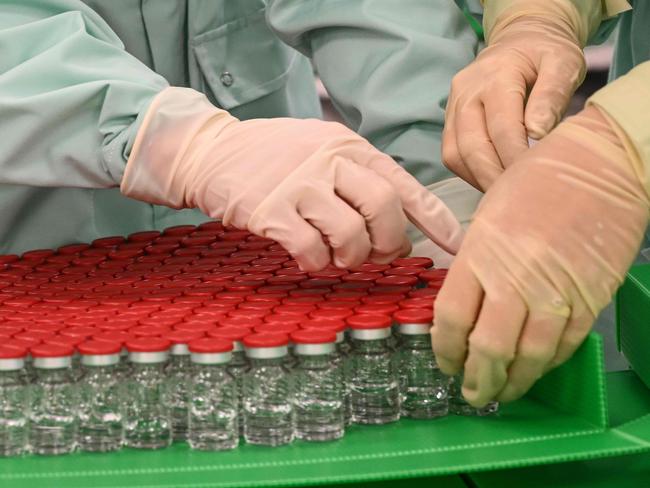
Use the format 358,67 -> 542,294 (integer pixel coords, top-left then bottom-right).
3,333 -> 650,487
469,371 -> 650,487
617,264 -> 650,390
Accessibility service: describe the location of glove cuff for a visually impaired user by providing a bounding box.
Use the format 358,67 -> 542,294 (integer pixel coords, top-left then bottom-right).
121,86 -> 236,209
483,0 -> 629,47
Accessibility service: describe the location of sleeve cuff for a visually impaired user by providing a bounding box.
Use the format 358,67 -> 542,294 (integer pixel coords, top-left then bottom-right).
588,61 -> 650,198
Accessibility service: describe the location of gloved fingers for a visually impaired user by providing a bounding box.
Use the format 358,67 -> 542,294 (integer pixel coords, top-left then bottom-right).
547,310 -> 595,370
431,256 -> 483,375
297,185 -> 373,269
454,99 -> 505,191
482,80 -> 529,169
369,235 -> 412,264
333,158 -> 410,265
249,206 -> 331,272
496,310 -> 567,403
360,154 -> 465,255
461,282 -> 528,407
442,101 -> 482,190
525,54 -> 585,139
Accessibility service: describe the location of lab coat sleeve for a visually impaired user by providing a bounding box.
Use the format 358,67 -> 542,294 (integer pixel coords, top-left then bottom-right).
0,0 -> 168,188
266,0 -> 479,185
589,61 -> 650,199
458,0 -> 630,45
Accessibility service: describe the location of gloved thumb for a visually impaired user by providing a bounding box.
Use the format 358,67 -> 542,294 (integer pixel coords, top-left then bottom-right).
524,54 -> 586,139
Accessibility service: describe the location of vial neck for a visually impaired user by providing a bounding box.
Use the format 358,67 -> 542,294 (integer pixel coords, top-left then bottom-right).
249,357 -> 285,368
295,353 -> 331,368
229,351 -> 248,367
399,333 -> 432,349
352,338 -> 390,353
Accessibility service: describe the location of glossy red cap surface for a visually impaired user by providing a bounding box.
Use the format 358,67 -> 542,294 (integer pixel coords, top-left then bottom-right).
346,314 -> 392,330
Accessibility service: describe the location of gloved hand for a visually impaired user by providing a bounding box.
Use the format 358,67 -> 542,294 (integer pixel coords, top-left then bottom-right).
122,87 -> 463,271
442,0 -> 613,191
432,104 -> 649,406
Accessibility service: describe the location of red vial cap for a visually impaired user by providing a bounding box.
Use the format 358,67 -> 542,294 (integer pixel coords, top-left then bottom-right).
419,269 -> 448,282
361,295 -> 403,305
173,323 -> 216,334
266,275 -> 305,285
57,243 -> 92,255
218,316 -> 261,329
92,236 -> 126,248
391,257 -> 434,268
281,296 -> 323,305
375,275 -> 418,287
60,326 -> 100,339
163,330 -> 205,344
31,343 -> 74,358
324,291 -> 366,301
309,309 -> 353,321
368,286 -> 412,295
254,322 -> 299,335
14,331 -> 52,342
332,282 -> 373,291
227,309 -> 267,320
399,298 -> 433,309
0,345 -> 27,359
0,254 -> 19,265
128,230 -> 161,242
93,330 -> 134,345
317,301 -> 358,311
78,340 -> 122,356
393,308 -> 433,324
208,324 -> 248,338
308,269 -> 348,279
341,272 -> 382,283
354,303 -> 399,315
238,301 -> 279,311
300,318 -> 346,333
45,335 -> 85,348
125,337 -> 171,353
299,278 -> 340,289
385,266 -> 425,277
197,221 -> 225,232
246,293 -> 287,303
349,263 -> 391,273
262,314 -> 305,326
289,288 -> 329,297
273,304 -> 316,316
290,329 -> 336,345
243,332 -> 289,348
257,285 -> 297,294
162,225 -> 196,236
409,288 -> 438,299
7,337 -> 40,350
22,249 -> 55,260
0,325 -> 23,337
188,337 -> 233,354
131,325 -> 172,337
346,314 -> 392,330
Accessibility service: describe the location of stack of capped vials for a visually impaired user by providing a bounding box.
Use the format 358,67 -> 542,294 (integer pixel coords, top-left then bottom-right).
0,221 -> 496,457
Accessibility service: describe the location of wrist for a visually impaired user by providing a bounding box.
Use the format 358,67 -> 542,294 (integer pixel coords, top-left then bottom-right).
484,0 -> 598,47
121,87 -> 236,209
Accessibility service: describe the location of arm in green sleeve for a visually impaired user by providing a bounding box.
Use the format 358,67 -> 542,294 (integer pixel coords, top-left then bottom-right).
267,0 -> 478,185
0,0 -> 168,188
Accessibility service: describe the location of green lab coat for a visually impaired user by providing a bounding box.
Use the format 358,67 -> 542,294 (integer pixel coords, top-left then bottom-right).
0,0 -> 478,254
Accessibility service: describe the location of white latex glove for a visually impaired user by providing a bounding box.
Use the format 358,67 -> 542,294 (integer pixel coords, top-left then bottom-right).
432,105 -> 649,406
122,87 -> 463,271
442,0 -> 624,191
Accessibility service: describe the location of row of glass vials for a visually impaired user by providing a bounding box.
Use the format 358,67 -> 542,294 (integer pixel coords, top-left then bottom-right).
0,309 -> 497,456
